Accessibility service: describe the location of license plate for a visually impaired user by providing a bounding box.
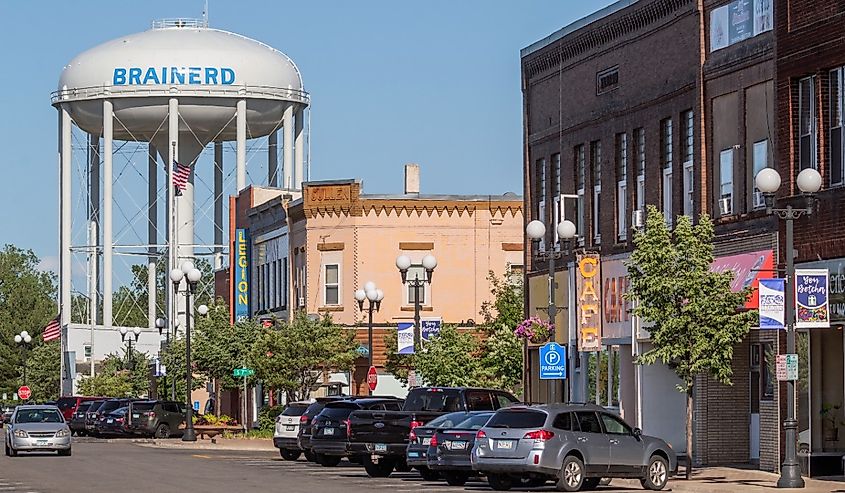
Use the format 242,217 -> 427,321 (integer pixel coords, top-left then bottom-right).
324,427 -> 335,436
374,443 -> 387,453
495,439 -> 514,450
447,440 -> 467,450
132,413 -> 140,419
36,440 -> 49,446
107,418 -> 114,424
422,437 -> 431,445
408,451 -> 419,458
285,425 -> 295,431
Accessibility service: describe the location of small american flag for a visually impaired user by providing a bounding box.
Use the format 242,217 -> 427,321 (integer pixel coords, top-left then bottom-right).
173,160 -> 192,194
42,316 -> 61,342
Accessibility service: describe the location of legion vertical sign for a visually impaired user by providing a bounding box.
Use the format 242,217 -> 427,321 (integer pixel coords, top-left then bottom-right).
234,228 -> 250,322
577,253 -> 602,352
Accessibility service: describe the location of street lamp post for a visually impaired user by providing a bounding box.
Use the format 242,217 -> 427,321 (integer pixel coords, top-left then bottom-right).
525,218 -> 577,404
356,282 -> 384,395
396,254 -> 436,353
14,331 -> 32,388
756,167 -> 822,489
170,261 -> 203,443
119,327 -> 141,370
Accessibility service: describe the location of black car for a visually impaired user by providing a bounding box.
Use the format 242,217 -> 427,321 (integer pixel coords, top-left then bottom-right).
91,399 -> 132,436
69,401 -> 95,436
126,400 -> 185,438
83,399 -> 107,435
406,411 -> 480,481
310,398 -> 404,467
427,411 -> 494,486
96,406 -> 131,437
297,396 -> 351,462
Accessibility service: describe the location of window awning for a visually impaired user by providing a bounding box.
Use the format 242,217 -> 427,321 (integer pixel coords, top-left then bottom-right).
711,249 -> 775,309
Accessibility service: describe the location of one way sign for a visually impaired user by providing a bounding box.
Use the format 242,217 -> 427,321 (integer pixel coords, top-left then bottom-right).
539,342 -> 567,380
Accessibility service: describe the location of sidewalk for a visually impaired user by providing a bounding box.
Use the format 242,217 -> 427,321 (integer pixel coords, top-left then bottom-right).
613,467 -> 843,493
141,437 -> 276,452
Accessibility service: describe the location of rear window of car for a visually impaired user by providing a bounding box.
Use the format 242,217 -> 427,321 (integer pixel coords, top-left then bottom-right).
453,413 -> 493,430
321,405 -> 359,418
486,409 -> 547,429
87,401 -> 105,412
99,401 -> 126,413
282,405 -> 308,417
427,412 -> 470,429
75,402 -> 93,413
404,389 -> 462,412
56,397 -> 77,410
132,403 -> 155,412
110,407 -> 128,416
304,402 -> 326,417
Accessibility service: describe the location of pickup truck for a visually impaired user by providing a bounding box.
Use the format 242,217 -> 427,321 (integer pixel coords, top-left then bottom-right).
347,387 -> 518,477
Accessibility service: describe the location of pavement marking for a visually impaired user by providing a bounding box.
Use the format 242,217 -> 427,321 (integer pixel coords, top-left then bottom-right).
191,454 -> 212,458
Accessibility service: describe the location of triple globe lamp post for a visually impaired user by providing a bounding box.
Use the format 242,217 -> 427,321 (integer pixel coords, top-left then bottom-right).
14,331 -> 32,389
169,260 -> 204,442
355,282 -> 383,394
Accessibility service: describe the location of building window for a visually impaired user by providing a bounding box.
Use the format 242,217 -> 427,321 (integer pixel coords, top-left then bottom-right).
591,141 -> 602,244
323,264 -> 339,305
798,77 -> 816,170
830,68 -> 844,186
596,66 -> 619,95
753,140 -> 769,209
661,118 -> 673,225
719,148 -> 734,216
552,153 -> 561,198
616,133 -> 627,241
634,128 -> 645,224
536,157 -> 547,251
507,263 -> 524,286
575,145 -> 586,245
406,265 -> 429,305
682,110 -> 694,217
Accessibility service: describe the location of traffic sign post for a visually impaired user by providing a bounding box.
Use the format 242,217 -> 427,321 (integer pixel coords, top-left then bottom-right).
776,354 -> 799,381
539,342 -> 567,380
367,366 -> 378,393
17,386 -> 31,401
233,367 -> 254,433
233,368 -> 254,378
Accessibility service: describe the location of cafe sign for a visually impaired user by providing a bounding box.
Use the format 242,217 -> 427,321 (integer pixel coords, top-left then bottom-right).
577,253 -> 602,352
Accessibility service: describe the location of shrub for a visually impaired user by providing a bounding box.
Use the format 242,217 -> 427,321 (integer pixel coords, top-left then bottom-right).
257,405 -> 285,432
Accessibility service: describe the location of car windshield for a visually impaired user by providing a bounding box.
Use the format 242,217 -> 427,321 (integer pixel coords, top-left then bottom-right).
87,401 -> 105,412
282,405 -> 308,417
486,409 -> 547,429
75,403 -> 92,414
99,401 -> 124,413
132,402 -> 156,412
16,409 -> 63,424
304,402 -> 325,417
404,389 -> 462,412
453,413 -> 494,430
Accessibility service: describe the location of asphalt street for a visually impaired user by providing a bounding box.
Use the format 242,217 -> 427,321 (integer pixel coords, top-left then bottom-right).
0,435 -> 650,493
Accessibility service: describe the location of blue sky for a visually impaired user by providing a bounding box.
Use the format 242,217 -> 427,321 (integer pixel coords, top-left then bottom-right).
0,1 -> 612,267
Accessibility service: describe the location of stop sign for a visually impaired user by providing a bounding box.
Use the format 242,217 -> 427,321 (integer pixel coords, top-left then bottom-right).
367,366 -> 378,392
18,386 -> 31,400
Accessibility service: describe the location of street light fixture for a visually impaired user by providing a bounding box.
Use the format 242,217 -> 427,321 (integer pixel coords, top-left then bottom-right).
755,166 -> 822,489
14,331 -> 32,390
356,282 -> 383,395
525,218 -> 577,404
119,326 -> 141,370
171,261 -> 203,442
396,255 -> 436,354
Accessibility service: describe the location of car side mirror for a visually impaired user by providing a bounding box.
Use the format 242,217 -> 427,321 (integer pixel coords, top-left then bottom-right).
632,427 -> 642,440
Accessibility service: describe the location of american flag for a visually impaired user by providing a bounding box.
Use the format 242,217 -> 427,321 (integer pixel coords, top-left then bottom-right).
42,316 -> 61,342
173,160 -> 192,194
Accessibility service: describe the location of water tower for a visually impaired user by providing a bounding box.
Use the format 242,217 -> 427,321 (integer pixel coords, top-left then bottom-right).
53,18 -> 309,393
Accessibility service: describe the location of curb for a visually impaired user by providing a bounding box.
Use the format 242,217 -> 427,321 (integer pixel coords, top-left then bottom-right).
139,439 -> 276,452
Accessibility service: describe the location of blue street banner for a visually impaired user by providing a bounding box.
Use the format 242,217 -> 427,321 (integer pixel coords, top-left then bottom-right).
539,342 -> 567,380
796,269 -> 830,328
758,278 -> 785,329
421,318 -> 441,342
398,323 -> 414,354
234,228 -> 250,322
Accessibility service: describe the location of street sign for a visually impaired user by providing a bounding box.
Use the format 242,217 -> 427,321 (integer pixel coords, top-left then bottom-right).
17,386 -> 31,400
233,367 -> 254,378
367,366 -> 378,392
777,354 -> 799,381
356,344 -> 370,357
539,342 -> 567,380
407,370 -> 418,388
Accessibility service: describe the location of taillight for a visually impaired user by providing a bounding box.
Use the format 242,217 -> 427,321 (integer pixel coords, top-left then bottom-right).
409,430 -> 417,442
430,435 -> 438,447
148,412 -> 156,419
116,417 -> 125,424
409,420 -> 423,442
523,429 -> 554,441
344,419 -> 351,437
476,430 -> 487,439
300,415 -> 309,424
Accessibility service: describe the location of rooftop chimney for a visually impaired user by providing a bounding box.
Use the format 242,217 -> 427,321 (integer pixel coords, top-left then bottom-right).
404,163 -> 420,195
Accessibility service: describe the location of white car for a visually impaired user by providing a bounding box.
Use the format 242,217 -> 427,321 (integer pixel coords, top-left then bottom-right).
5,405 -> 72,457
274,401 -> 310,460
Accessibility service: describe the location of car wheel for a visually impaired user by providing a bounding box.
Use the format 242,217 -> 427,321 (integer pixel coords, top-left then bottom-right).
363,456 -> 395,478
318,454 -> 342,467
487,473 -> 513,491
417,466 -> 439,481
556,455 -> 585,492
580,477 -> 600,490
304,450 -> 317,463
155,424 -> 171,439
4,443 -> 10,457
444,472 -> 469,486
279,449 -> 302,461
58,448 -> 72,457
394,457 -> 412,473
641,455 -> 669,491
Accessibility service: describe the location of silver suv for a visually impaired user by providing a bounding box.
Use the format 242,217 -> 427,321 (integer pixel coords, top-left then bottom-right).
471,403 -> 676,491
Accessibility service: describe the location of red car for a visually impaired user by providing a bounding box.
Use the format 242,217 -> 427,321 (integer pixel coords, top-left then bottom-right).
56,396 -> 105,421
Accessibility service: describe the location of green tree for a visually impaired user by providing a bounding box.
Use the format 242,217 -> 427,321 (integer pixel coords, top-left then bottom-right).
25,342 -> 60,401
77,351 -> 151,398
479,272 -> 524,394
157,338 -> 205,402
249,313 -> 358,401
626,205 -> 756,478
415,326 -> 485,387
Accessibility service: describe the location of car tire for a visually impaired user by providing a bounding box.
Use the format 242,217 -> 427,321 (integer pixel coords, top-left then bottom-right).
580,477 -> 600,490
304,450 -> 317,463
556,455 -> 586,492
317,454 -> 342,467
444,472 -> 469,486
279,449 -> 302,461
417,466 -> 439,481
641,455 -> 669,491
394,457 -> 412,473
487,473 -> 513,491
58,448 -> 72,457
155,424 -> 170,439
363,457 -> 395,478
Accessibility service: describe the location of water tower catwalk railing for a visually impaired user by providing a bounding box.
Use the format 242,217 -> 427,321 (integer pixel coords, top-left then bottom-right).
51,85 -> 310,106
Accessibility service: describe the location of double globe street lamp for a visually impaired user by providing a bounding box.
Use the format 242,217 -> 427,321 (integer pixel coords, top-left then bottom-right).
119,327 -> 141,370
755,166 -> 822,489
170,260 -> 203,442
355,282 -> 384,394
525,218 -> 577,404
395,254 -> 436,351
14,331 -> 32,389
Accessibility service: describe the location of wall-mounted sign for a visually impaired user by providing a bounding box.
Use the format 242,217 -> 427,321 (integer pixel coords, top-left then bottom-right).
601,257 -> 631,341
398,322 -> 415,354
776,354 -> 798,381
758,278 -> 785,330
710,0 -> 772,52
421,318 -> 441,342
795,269 -> 830,328
577,253 -> 602,352
234,228 -> 250,322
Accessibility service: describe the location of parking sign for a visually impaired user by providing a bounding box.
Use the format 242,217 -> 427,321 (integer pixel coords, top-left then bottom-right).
539,342 -> 567,380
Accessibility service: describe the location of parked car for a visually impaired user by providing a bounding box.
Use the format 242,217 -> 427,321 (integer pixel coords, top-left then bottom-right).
347,387 -> 518,478
406,411 -> 479,481
69,401 -> 95,436
471,403 -> 677,491
310,398 -> 404,467
56,396 -> 104,421
297,396 -> 352,462
0,406 -> 14,424
96,406 -> 132,437
4,405 -> 72,456
90,399 -> 132,437
83,399 -> 107,435
273,401 -> 310,460
126,400 -> 185,438
427,411 -> 495,486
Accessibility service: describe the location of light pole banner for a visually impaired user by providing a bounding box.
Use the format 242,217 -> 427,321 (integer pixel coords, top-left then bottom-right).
397,322 -> 415,354
795,269 -> 830,328
421,318 -> 441,342
576,253 -> 602,352
758,278 -> 785,329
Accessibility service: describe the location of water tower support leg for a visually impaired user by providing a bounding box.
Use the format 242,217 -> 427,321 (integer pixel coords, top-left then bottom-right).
268,131 -> 278,187
295,106 -> 304,190
103,99 -> 114,329
148,143 -> 158,329
59,105 -> 72,396
214,142 -> 224,270
283,105 -> 294,189
236,99 -> 246,191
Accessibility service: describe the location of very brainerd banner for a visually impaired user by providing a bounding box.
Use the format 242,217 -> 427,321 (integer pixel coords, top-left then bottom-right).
795,269 -> 830,328
758,278 -> 785,329
397,322 -> 415,354
577,253 -> 602,352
